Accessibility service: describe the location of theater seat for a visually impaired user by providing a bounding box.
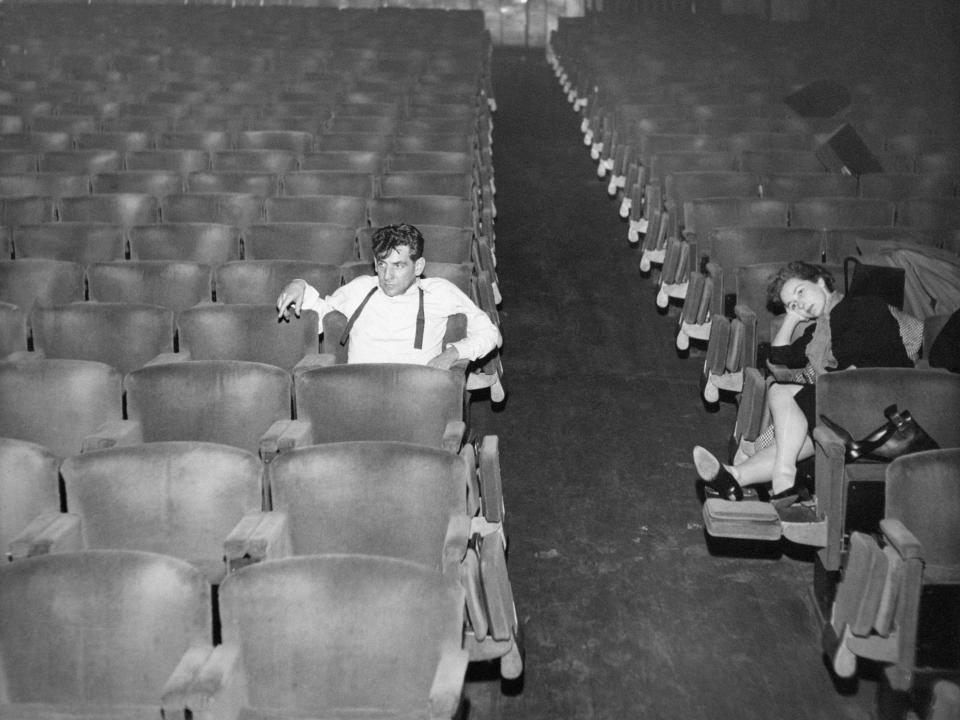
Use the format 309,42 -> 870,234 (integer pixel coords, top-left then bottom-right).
176,303 -> 320,372
128,223 -> 242,263
91,360 -> 292,457
87,261 -> 213,311
0,550 -> 212,718
0,437 -> 60,558
0,258 -> 86,311
161,555 -> 467,720
0,357 -> 123,458
13,223 -> 126,264
11,441 -> 263,583
823,450 -> 960,718
242,222 -> 358,263
813,369 -> 960,571
264,363 -> 466,459
214,260 -> 341,304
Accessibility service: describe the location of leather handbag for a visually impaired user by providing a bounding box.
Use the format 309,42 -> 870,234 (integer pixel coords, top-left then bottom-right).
819,404 -> 940,463
843,256 -> 905,310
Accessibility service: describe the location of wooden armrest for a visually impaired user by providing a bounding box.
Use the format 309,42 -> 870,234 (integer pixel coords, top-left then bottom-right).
162,643 -> 247,720
223,510 -> 292,573
880,518 -> 923,561
478,534 -> 523,679
144,350 -> 190,367
442,420 -> 466,453
292,353 -> 335,378
459,547 -> 489,641
428,641 -> 469,720
81,419 -> 143,453
259,419 -> 312,462
479,435 -> 504,524
442,514 -> 470,577
8,512 -> 82,560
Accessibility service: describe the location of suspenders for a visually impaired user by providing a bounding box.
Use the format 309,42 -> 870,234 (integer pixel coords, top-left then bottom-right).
339,285 -> 426,349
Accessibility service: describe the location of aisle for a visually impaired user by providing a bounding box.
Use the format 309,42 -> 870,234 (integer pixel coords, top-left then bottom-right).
465,48 -> 876,720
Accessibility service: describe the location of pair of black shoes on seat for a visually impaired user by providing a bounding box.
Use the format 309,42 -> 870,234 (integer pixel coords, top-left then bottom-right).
692,446 -> 809,507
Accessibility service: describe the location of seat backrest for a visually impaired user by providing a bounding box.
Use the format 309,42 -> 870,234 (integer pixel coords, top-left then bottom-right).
87,261 -> 213,311
0,358 -> 123,457
649,150 -> 737,182
38,149 -> 122,175
379,172 -> 476,199
242,223 -> 358,263
858,172 -> 957,200
125,360 -> 292,453
91,171 -> 184,197
266,441 -> 466,565
13,223 -> 126,264
0,550 -> 211,706
282,171 -> 375,198
0,258 -> 86,310
31,302 -> 175,375
128,223 -> 242,263
790,197 -> 896,230
885,448 -> 960,574
896,197 -> 960,232
125,149 -> 209,174
217,554 -> 463,714
0,437 -> 60,552
1,196 -> 56,226
185,171 -> 281,197
160,193 -> 263,229
684,198 -> 789,237
263,195 -> 368,226
177,303 -> 319,370
367,196 -> 474,230
816,368 -> 960,449
214,260 -> 341,304
386,151 -> 476,174
294,363 -> 464,446
210,150 -> 299,174
61,442 -> 263,581
57,193 -> 159,227
738,149 -> 826,174
758,173 -> 859,201
314,132 -> 393,153
299,150 -> 384,173
707,227 -> 822,269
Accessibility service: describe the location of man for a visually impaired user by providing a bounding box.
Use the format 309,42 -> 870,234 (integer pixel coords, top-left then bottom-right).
276,223 -> 501,369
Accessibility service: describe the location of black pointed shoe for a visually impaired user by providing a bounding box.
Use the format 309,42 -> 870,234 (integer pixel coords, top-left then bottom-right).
693,446 -> 744,502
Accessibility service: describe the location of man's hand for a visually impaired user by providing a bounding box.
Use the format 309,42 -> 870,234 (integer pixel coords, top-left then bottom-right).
427,346 -> 460,370
276,279 -> 307,320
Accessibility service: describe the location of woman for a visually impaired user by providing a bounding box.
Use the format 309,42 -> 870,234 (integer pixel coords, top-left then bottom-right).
693,261 -> 914,506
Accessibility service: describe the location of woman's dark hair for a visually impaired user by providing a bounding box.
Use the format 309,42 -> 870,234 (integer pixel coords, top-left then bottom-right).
766,261 -> 836,310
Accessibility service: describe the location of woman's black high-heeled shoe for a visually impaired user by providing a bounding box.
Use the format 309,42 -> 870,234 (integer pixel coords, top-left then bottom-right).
818,413 -> 898,462
693,446 -> 744,502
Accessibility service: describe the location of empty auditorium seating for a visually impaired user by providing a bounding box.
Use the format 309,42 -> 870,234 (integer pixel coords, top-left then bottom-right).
0,357 -> 123,457
87,261 -> 213,310
13,223 -> 126,264
11,441 -> 264,582
162,555 -> 467,720
0,550 -> 213,717
92,360 -> 292,456
30,302 -> 175,374
176,303 -> 321,371
128,223 -> 242,263
214,260 -> 341,304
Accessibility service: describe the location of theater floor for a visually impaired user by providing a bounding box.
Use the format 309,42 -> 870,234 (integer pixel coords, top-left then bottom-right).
461,47 -> 878,720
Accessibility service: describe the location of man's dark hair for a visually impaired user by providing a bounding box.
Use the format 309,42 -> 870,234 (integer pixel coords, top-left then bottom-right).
371,224 -> 425,262
766,261 -> 836,310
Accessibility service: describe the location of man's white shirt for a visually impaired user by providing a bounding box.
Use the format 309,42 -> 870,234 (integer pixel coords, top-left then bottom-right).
300,275 -> 501,365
